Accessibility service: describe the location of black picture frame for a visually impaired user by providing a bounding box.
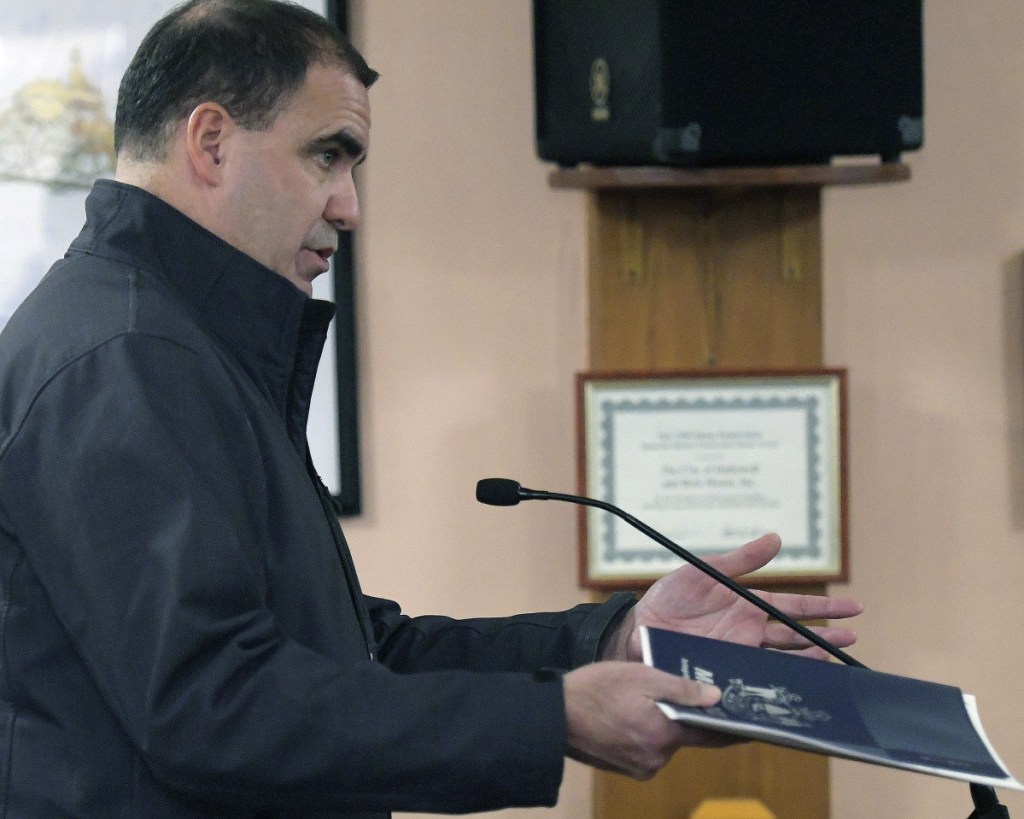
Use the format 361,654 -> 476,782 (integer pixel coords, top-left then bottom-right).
325,0 -> 361,516
331,230 -> 362,516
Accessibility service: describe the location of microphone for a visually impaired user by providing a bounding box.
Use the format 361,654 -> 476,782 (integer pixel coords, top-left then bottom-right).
476,477 -> 863,667
477,477 -> 1010,818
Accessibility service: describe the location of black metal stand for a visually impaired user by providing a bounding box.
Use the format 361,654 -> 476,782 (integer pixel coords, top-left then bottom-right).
968,783 -> 1011,818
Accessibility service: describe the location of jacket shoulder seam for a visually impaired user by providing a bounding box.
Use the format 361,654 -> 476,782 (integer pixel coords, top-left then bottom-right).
0,331 -> 202,465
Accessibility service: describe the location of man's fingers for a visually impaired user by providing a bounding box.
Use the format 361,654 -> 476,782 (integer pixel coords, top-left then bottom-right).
763,622 -> 859,650
563,663 -> 727,780
763,591 -> 864,621
644,671 -> 721,710
702,533 -> 782,578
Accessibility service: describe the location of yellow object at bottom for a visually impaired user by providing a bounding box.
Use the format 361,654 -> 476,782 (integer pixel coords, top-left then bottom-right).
690,797 -> 776,819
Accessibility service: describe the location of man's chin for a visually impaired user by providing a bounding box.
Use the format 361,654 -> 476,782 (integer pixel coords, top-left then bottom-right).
275,269 -> 315,296
293,251 -> 331,294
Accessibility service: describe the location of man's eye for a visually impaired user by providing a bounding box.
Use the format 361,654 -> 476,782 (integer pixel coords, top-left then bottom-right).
317,150 -> 339,168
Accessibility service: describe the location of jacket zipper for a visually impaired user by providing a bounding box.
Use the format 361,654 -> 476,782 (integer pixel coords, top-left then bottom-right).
306,450 -> 375,662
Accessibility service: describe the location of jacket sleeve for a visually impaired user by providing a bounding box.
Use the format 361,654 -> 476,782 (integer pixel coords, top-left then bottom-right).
0,332 -> 572,814
366,592 -> 636,674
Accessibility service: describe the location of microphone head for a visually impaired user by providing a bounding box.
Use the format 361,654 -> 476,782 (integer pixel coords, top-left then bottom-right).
476,478 -> 523,506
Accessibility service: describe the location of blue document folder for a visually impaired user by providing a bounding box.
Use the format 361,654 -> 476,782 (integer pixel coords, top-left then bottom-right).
641,626 -> 1021,791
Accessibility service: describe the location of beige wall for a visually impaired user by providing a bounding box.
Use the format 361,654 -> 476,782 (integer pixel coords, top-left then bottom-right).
824,4 -> 1024,817
346,2 -> 1024,817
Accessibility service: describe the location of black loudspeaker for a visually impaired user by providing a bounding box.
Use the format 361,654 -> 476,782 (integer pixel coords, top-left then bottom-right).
533,1 -> 923,167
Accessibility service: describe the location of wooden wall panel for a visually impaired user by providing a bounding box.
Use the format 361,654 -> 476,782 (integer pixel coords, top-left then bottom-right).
587,188 -> 823,373
586,186 -> 829,819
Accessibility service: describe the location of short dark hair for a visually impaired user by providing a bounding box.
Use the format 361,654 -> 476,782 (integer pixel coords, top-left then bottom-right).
114,0 -> 378,161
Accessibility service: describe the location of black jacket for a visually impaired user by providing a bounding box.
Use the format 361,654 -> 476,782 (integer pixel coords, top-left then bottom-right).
0,180 -> 634,817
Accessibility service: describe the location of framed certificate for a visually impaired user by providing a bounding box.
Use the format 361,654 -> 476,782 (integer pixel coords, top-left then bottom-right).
577,369 -> 848,588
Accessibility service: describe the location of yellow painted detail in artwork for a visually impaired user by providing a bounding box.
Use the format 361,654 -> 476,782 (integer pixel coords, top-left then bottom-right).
0,48 -> 115,188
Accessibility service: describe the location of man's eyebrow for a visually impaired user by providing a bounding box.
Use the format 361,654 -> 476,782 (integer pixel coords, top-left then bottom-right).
309,129 -> 366,163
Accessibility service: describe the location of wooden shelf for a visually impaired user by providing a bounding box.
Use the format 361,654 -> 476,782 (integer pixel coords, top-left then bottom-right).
549,162 -> 910,190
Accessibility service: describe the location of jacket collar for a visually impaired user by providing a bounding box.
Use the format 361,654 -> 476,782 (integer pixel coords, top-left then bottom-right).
71,180 -> 337,447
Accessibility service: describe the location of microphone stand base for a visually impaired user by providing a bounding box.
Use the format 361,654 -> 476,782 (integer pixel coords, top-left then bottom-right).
967,784 -> 1010,818
968,808 -> 1010,819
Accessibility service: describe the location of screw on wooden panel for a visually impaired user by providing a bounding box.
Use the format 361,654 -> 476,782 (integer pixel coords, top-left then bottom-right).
617,198 -> 646,283
699,203 -> 721,367
780,191 -> 811,282
781,220 -> 802,281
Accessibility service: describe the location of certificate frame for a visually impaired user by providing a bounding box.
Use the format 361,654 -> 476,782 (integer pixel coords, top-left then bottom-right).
576,369 -> 848,589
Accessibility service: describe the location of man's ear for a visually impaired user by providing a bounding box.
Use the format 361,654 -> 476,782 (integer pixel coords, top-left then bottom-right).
185,102 -> 233,184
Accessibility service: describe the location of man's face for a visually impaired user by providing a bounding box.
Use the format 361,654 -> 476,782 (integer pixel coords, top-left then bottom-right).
217,63 -> 370,295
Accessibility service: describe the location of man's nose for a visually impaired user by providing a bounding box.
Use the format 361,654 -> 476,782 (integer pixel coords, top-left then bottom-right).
326,172 -> 360,231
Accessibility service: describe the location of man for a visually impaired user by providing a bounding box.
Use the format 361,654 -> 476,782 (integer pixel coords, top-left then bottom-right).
0,1 -> 862,816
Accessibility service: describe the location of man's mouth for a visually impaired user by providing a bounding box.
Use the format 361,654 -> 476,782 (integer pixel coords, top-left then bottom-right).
300,246 -> 336,275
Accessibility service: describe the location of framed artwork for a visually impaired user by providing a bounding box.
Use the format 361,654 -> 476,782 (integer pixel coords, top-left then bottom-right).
0,0 -> 362,514
577,369 -> 848,589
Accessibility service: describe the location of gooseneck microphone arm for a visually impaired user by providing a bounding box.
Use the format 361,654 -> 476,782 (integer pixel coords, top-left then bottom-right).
476,477 -> 865,668
476,477 -> 1010,818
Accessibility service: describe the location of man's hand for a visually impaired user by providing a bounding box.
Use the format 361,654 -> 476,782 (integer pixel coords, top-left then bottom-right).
602,533 -> 864,663
562,662 -> 734,779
